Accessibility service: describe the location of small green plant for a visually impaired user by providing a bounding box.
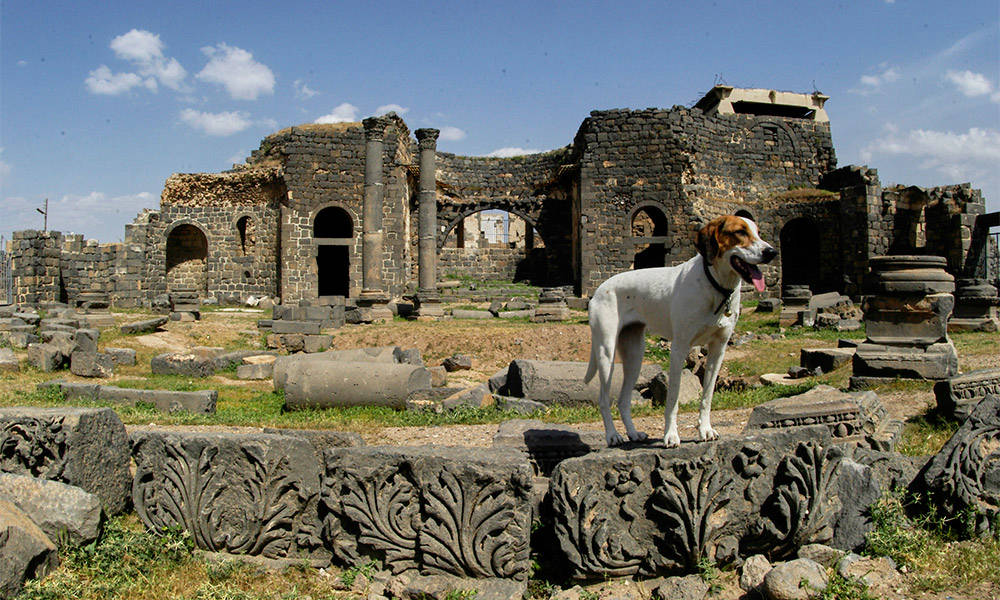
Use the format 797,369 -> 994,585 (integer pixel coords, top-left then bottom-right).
339,559 -> 378,588
816,571 -> 878,600
697,556 -> 723,596
579,590 -> 599,600
444,590 -> 479,600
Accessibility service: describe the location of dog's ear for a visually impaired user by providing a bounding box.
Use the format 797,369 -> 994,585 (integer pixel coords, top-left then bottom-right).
696,220 -> 719,261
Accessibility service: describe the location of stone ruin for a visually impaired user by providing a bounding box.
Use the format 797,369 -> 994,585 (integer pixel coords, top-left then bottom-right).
3,85 -> 994,314
2,391 -> 998,596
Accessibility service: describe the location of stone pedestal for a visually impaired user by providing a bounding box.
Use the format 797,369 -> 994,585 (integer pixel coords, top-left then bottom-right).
531,287 -> 571,322
780,285 -> 811,327
356,293 -> 393,322
851,256 -> 958,388
948,278 -> 999,332
413,291 -> 444,319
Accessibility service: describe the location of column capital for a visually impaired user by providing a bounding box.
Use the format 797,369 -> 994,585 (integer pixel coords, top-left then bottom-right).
362,117 -> 388,141
415,128 -> 440,150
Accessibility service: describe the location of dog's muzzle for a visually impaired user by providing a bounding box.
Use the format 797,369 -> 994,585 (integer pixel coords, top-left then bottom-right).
762,247 -> 777,263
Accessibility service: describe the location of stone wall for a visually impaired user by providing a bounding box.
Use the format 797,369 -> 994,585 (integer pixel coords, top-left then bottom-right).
438,246 -> 544,283
59,235 -> 119,302
10,230 -> 63,305
574,107 -> 836,296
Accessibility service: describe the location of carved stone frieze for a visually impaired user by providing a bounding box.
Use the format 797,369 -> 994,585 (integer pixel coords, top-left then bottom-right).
321,446 -> 533,580
0,407 -> 131,515
917,394 -> 1000,536
549,427 -> 842,579
131,431 -> 327,560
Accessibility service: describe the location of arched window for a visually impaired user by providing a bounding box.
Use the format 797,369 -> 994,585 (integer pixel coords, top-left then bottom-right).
631,206 -> 669,269
314,206 -> 353,238
735,209 -> 755,222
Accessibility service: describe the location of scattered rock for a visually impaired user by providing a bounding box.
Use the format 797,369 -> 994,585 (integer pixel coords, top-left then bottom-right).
104,347 -> 137,366
832,460 -> 881,551
0,348 -> 20,373
70,352 -> 115,378
442,384 -> 493,411
120,316 -> 169,335
27,343 -> 64,372
837,555 -> 902,598
151,348 -> 220,377
0,498 -> 58,598
762,558 -> 828,600
740,554 -> 772,592
428,365 -> 447,387
798,544 -> 845,569
442,353 -> 472,372
0,473 -> 104,548
653,574 -> 710,600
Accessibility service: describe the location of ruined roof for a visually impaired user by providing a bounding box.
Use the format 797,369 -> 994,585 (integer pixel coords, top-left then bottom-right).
695,85 -> 829,122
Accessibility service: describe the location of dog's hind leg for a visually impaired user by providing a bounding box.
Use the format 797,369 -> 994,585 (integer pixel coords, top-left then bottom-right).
591,318 -> 624,447
662,339 -> 689,448
697,337 -> 726,441
616,323 -> 648,442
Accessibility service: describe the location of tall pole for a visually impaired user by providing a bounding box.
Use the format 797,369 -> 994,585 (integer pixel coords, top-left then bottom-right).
361,117 -> 387,298
415,128 -> 440,293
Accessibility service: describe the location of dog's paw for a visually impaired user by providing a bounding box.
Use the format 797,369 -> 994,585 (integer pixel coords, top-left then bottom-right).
606,431 -> 627,447
663,430 -> 681,448
698,426 -> 720,441
628,431 -> 648,442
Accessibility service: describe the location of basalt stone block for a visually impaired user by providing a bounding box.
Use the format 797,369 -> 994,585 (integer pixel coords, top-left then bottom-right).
104,347 -> 136,366
282,361 -> 431,410
442,354 -> 472,372
451,309 -> 493,320
27,343 -> 64,372
831,460 -> 881,551
756,298 -> 780,313
322,446 -> 533,580
934,368 -> 1000,421
0,473 -> 104,548
96,386 -> 217,414
120,315 -> 169,335
266,333 -> 305,352
237,362 -> 273,380
745,385 -> 901,450
550,426 -> 841,579
852,341 -> 958,382
505,359 -> 661,405
0,498 -> 58,599
302,334 -> 333,353
7,331 -> 39,349
12,312 -> 40,326
131,430 -> 328,560
272,347 -> 402,389
492,419 -> 605,476
0,349 -> 19,373
151,349 -> 218,377
271,320 -> 322,335
0,407 -> 131,514
800,347 -> 854,373
863,294 -> 953,345
72,328 -> 99,354
213,350 -> 278,371
393,347 -> 424,366
848,447 -> 924,493
69,352 -> 114,378
917,394 -> 1000,536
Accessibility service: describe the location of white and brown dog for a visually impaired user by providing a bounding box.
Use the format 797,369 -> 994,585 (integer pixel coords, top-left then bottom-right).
584,215 -> 777,447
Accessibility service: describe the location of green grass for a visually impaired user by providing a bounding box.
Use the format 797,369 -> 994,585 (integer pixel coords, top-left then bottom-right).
897,407 -> 959,457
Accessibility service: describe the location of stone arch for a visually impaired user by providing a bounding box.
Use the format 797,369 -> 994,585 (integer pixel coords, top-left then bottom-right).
746,119 -> 801,153
629,203 -> 670,269
779,217 -> 819,290
165,222 -> 209,294
438,200 -> 546,249
438,203 -> 550,284
312,204 -> 354,297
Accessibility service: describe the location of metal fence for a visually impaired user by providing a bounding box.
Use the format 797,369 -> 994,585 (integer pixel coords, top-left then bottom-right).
0,236 -> 11,304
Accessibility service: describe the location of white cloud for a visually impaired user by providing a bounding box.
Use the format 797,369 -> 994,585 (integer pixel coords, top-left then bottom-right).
85,65 -> 144,95
179,109 -> 252,136
294,80 -> 319,99
106,29 -> 187,91
1,191 -> 158,242
438,126 -> 467,142
485,147 -> 541,157
856,66 -> 900,91
17,60 -> 27,67
314,103 -> 359,124
862,126 -> 1000,181
197,43 -> 275,100
945,70 -> 993,97
375,104 -> 409,116
0,148 -> 11,184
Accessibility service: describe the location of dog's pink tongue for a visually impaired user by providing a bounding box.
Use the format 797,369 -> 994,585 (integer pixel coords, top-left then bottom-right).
750,266 -> 766,292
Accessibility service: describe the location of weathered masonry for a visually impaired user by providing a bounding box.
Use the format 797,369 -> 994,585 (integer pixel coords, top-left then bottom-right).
7,86 -> 993,306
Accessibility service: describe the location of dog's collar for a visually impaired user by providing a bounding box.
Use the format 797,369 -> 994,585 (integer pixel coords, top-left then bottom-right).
702,256 -> 737,315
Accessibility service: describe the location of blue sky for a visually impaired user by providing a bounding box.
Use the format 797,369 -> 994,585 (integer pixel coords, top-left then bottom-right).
1,1 -> 998,242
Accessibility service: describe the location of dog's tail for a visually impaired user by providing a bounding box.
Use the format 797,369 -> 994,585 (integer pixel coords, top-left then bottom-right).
584,339 -> 598,384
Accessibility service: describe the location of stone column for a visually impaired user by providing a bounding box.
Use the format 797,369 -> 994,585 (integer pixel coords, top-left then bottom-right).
414,128 -> 443,318
415,128 -> 440,293
361,117 -> 386,299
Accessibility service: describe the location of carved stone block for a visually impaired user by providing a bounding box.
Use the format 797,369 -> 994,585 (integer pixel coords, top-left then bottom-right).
549,427 -> 842,579
322,446 -> 533,580
131,431 -> 328,560
917,394 -> 1000,536
0,407 -> 131,515
744,385 -> 902,451
934,368 -> 1000,421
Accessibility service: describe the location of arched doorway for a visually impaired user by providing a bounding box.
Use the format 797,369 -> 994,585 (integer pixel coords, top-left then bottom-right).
735,209 -> 755,222
631,206 -> 669,269
165,224 -> 208,294
314,206 -> 352,297
441,209 -> 546,283
780,217 -> 819,289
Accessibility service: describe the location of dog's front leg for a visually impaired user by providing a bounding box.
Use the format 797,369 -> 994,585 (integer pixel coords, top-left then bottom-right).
662,339 -> 689,447
697,337 -> 727,441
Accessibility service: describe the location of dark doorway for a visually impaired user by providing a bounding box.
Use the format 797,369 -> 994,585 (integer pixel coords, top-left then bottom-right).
632,206 -> 669,269
317,245 -> 349,296
780,217 -> 819,289
314,206 -> 353,297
